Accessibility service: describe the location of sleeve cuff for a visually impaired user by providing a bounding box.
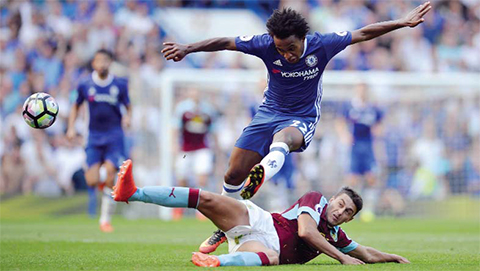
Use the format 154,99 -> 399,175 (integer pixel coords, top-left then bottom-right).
338,240 -> 358,253
297,206 -> 320,225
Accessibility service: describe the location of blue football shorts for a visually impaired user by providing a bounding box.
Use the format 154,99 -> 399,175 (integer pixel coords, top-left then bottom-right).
350,140 -> 376,175
235,108 -> 318,157
86,135 -> 126,169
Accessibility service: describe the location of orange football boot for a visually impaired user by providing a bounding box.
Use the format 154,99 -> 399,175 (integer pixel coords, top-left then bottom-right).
199,230 -> 227,254
112,159 -> 137,203
100,222 -> 114,233
191,252 -> 220,267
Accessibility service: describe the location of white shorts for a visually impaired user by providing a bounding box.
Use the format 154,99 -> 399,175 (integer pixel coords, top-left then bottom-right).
175,148 -> 213,180
225,200 -> 280,254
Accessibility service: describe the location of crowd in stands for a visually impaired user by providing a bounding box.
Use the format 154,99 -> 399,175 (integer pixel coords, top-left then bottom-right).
1,0 -> 479,215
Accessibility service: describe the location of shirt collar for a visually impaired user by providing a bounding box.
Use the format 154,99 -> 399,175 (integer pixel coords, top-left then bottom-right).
92,71 -> 114,87
300,37 -> 308,59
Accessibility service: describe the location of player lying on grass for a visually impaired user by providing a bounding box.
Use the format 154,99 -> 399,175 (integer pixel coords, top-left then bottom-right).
113,160 -> 410,267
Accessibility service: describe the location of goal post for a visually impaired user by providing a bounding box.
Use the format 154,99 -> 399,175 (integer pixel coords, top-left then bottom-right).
156,69 -> 265,219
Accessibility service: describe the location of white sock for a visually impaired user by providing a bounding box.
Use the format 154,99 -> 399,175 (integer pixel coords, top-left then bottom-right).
221,182 -> 244,200
99,187 -> 116,224
363,187 -> 379,213
259,142 -> 289,182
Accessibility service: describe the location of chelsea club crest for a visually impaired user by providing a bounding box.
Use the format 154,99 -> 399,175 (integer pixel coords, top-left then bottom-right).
305,54 -> 318,67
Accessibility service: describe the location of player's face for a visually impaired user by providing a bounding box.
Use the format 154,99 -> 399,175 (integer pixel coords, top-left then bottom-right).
273,35 -> 305,64
92,53 -> 111,77
326,193 -> 357,226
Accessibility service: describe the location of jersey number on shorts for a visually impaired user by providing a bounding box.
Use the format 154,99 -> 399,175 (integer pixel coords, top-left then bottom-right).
290,120 -> 309,135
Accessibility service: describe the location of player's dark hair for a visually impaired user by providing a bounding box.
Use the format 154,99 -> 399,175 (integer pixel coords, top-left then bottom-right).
95,49 -> 114,60
336,186 -> 363,216
266,8 -> 309,39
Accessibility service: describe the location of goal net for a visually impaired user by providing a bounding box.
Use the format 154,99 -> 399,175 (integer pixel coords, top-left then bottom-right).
126,69 -> 479,220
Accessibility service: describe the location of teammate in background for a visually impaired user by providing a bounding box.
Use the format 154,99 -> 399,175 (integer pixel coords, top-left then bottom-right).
66,49 -> 131,232
173,87 -> 217,220
162,2 -> 431,252
113,159 -> 410,267
335,83 -> 383,221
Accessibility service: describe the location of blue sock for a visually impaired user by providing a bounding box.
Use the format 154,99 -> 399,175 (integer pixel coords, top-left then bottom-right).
87,186 -> 97,217
218,252 -> 269,266
128,186 -> 200,208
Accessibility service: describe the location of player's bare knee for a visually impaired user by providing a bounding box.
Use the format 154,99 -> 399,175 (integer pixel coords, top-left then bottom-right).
198,191 -> 217,209
224,169 -> 246,186
84,173 -> 99,186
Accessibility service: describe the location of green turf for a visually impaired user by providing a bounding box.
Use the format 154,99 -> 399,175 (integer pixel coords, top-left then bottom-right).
1,195 -> 479,270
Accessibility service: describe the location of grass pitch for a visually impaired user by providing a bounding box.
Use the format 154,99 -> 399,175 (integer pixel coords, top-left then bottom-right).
1,195 -> 479,270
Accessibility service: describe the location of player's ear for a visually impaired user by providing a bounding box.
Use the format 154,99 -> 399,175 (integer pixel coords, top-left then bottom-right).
328,196 -> 335,204
346,216 -> 354,223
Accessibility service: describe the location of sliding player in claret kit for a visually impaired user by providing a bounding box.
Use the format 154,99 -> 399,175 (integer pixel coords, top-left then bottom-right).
113,159 -> 410,267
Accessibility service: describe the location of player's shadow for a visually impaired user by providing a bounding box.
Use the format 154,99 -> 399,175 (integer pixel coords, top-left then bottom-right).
305,262 -> 342,266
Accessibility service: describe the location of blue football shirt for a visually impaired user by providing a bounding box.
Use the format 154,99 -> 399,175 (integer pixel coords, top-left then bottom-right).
235,31 -> 352,121
343,102 -> 383,142
76,72 -> 130,143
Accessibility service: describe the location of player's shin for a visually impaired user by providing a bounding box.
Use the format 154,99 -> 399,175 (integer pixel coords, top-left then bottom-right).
218,252 -> 270,266
100,186 -> 116,225
259,142 -> 289,182
87,186 -> 97,217
129,186 -> 201,208
361,187 -> 379,222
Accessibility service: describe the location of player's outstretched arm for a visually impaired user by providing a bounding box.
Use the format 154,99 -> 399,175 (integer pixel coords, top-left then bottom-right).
350,1 -> 432,44
161,37 -> 237,62
297,214 -> 365,265
347,244 -> 410,264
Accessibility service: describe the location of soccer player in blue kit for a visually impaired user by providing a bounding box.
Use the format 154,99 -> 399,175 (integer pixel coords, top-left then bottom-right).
336,83 -> 383,220
162,2 -> 431,253
67,49 -> 132,232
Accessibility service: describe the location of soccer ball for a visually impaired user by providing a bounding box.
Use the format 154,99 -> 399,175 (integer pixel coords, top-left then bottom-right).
360,210 -> 376,223
22,92 -> 59,129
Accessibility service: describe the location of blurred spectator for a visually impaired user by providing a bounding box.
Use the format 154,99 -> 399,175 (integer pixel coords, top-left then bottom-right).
395,27 -> 434,72
31,39 -> 63,89
1,75 -> 19,116
20,130 -> 61,197
46,0 -> 73,39
409,117 -> 448,200
436,30 -> 462,72
87,4 -> 116,52
0,127 -> 25,196
54,134 -> 85,196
